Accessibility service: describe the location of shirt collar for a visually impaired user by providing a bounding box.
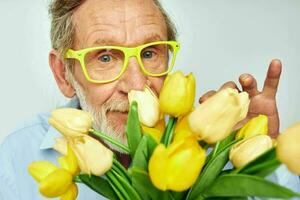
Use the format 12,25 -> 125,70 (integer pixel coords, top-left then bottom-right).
40,96 -> 80,150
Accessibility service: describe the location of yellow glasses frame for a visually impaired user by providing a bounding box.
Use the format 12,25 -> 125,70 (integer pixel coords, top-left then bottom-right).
65,41 -> 180,84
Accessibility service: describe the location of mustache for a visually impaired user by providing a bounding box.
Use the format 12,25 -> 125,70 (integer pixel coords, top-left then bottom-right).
103,99 -> 130,113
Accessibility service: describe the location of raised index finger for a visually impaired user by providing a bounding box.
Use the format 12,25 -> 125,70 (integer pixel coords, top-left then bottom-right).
262,59 -> 282,98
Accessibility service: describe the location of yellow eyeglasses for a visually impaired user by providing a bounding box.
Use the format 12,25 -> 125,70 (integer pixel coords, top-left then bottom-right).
65,41 -> 180,84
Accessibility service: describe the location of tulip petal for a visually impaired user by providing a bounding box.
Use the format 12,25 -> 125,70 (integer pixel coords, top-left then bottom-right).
39,169 -> 73,198
58,145 -> 79,176
128,86 -> 160,127
142,125 -> 163,143
236,115 -> 268,140
72,135 -> 113,176
28,161 -> 58,182
159,71 -> 195,117
148,144 -> 168,191
230,135 -> 273,168
277,122 -> 300,175
173,114 -> 193,142
166,137 -> 206,191
189,88 -> 250,144
49,108 -> 93,137
60,183 -> 78,200
54,137 -> 68,155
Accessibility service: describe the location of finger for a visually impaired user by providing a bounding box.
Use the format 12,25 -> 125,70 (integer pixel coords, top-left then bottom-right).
262,59 -> 282,98
199,90 -> 216,104
239,73 -> 259,97
219,81 -> 240,92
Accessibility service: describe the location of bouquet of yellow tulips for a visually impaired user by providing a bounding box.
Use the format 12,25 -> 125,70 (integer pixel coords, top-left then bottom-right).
28,71 -> 300,200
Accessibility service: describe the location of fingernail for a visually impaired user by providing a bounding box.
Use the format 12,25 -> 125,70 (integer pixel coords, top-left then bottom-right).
241,74 -> 249,81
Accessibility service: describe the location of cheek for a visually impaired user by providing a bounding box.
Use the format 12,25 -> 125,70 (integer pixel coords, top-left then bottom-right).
73,62 -> 118,107
85,83 -> 117,107
148,76 -> 165,96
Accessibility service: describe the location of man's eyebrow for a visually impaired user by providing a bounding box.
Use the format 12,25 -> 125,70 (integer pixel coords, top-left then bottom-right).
93,37 -> 122,46
143,33 -> 166,44
93,33 -> 166,47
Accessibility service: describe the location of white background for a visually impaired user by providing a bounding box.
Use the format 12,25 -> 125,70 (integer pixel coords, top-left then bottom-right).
0,0 -> 299,143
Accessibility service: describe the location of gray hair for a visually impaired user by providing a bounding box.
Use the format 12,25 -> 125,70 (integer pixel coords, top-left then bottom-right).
49,0 -> 177,60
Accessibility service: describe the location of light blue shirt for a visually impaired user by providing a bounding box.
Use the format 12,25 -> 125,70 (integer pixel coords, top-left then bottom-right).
0,97 -> 106,200
0,97 -> 299,200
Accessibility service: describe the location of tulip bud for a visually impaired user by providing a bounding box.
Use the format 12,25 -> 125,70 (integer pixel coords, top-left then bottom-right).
49,108 -> 93,137
189,88 -> 250,144
28,146 -> 79,199
159,71 -> 195,117
173,114 -> 193,142
276,122 -> 300,175
236,115 -> 268,140
230,135 -> 273,168
142,119 -> 165,143
128,86 -> 160,127
148,137 -> 206,191
71,135 -> 113,176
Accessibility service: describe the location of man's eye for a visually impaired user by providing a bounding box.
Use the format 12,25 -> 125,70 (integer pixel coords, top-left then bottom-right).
142,51 -> 154,59
98,55 -> 112,62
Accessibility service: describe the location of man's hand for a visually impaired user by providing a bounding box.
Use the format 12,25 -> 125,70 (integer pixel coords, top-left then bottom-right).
199,59 -> 282,138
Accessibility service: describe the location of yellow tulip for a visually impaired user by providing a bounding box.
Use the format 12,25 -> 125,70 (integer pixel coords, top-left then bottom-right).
159,71 -> 195,117
173,114 -> 194,142
128,86 -> 160,127
49,108 -> 93,137
276,122 -> 300,175
229,135 -> 273,168
189,88 -> 250,144
54,135 -> 113,176
28,145 -> 79,199
142,119 -> 165,142
148,136 -> 206,191
236,115 -> 268,140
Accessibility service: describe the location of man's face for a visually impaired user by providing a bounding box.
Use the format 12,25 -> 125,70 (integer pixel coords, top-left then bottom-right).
70,0 -> 168,145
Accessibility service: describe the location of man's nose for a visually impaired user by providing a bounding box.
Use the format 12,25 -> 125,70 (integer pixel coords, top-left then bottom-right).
118,57 -> 147,93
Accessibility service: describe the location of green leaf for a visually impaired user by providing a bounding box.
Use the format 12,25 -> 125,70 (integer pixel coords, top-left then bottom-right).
146,134 -> 158,156
205,131 -> 237,164
132,136 -> 149,171
170,191 -> 188,200
233,147 -> 281,177
131,134 -> 158,171
78,174 -> 118,200
126,101 -> 143,157
202,174 -> 300,199
131,167 -> 166,200
205,197 -> 247,200
186,140 -> 238,200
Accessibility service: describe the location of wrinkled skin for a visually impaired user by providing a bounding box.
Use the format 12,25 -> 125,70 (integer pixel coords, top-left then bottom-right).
50,0 -> 167,138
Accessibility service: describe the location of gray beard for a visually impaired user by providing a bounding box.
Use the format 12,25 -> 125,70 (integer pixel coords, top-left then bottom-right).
67,72 -> 128,153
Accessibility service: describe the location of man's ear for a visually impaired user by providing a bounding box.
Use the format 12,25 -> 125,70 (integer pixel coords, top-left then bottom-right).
49,50 -> 75,98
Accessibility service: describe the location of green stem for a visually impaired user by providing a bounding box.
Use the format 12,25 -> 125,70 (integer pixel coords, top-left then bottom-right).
106,175 -> 126,200
106,171 -> 130,200
90,129 -> 130,153
212,142 -> 220,157
161,117 -> 177,146
113,158 -> 131,183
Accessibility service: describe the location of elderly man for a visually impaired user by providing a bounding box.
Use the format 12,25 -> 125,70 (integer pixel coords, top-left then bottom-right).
0,0 -> 299,200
